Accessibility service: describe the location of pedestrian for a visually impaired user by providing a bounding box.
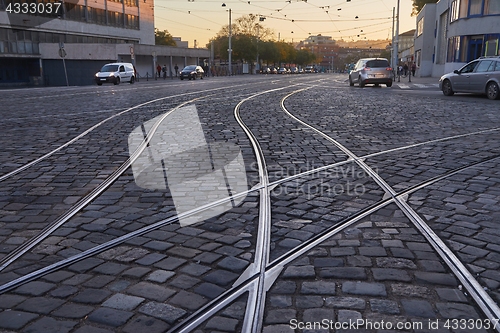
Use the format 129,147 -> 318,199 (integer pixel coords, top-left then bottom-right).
403,63 -> 408,76
162,65 -> 167,79
174,64 -> 178,77
156,64 -> 161,79
411,63 -> 416,76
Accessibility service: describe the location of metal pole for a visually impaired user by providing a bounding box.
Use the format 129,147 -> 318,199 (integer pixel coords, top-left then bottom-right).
228,8 -> 232,76
62,57 -> 69,86
395,0 -> 400,76
256,23 -> 259,74
391,7 -> 395,74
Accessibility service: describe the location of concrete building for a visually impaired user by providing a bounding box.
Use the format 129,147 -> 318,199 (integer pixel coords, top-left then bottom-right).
397,29 -> 416,65
414,0 -> 500,77
0,0 -> 208,86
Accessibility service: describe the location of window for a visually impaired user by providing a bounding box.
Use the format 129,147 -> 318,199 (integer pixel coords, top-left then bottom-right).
460,60 -> 479,73
416,18 -> 424,36
485,0 -> 500,14
365,59 -> 390,68
475,60 -> 493,72
447,36 -> 461,62
450,0 -> 460,21
469,0 -> 483,15
459,0 -> 470,17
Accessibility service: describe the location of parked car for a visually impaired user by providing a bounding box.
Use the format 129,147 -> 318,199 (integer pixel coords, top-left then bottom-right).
304,66 -> 314,73
95,62 -> 135,85
290,67 -> 299,74
261,67 -> 271,74
439,56 -> 500,100
277,67 -> 288,74
349,58 -> 393,88
179,65 -> 204,80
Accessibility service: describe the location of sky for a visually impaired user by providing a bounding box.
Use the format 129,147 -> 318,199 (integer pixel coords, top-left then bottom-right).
154,0 -> 416,48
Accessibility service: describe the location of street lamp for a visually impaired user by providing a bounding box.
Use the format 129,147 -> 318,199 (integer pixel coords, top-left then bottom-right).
222,3 -> 232,75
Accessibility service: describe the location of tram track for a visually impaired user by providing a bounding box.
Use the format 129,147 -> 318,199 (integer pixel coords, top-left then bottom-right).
280,87 -> 500,332
0,81 -> 266,182
1,79 -> 500,332
0,79 -> 323,274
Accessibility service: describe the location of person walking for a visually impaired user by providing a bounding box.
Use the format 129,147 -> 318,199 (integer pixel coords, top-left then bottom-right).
162,65 -> 167,79
403,63 -> 409,77
174,64 -> 179,77
156,64 -> 161,79
411,63 -> 417,77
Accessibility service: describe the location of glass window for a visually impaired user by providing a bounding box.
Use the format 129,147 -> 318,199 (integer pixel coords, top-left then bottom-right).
417,18 -> 424,36
461,60 -> 479,73
485,0 -> 500,13
469,0 -> 483,15
475,60 -> 493,72
494,61 -> 500,71
451,0 -> 459,21
459,0 -> 469,17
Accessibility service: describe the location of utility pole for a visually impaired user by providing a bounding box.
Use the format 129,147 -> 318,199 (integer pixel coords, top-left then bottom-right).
394,0 -> 400,75
391,7 -> 395,70
228,8 -> 232,75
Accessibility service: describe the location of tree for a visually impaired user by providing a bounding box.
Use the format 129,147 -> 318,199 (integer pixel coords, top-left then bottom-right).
259,41 -> 279,65
155,28 -> 176,46
213,14 -> 274,40
295,49 -> 316,66
411,0 -> 438,15
232,34 -> 257,62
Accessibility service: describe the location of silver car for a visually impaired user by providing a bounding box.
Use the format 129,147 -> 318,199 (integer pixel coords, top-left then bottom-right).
439,56 -> 500,100
349,58 -> 393,88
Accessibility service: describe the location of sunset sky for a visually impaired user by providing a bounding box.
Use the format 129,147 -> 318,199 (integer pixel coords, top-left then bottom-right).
154,0 -> 417,48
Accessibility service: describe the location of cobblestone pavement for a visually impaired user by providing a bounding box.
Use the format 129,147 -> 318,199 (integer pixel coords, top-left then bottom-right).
1,74 -> 500,332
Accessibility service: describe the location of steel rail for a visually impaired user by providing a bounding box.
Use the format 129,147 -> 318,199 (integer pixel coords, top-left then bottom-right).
232,84 -> 312,333
1,138 -> 498,332
0,82 -> 263,182
281,88 -> 500,332
2,79 -> 500,330
168,151 -> 500,332
0,78 -> 326,275
0,95 -> 211,272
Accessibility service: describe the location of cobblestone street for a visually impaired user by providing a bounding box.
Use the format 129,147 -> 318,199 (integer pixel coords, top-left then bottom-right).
1,74 -> 500,332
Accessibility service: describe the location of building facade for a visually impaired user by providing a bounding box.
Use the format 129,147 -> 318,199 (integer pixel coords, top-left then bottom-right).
414,0 -> 500,77
0,0 -> 208,86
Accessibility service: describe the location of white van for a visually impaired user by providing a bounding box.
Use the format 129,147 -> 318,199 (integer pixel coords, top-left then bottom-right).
95,62 -> 135,85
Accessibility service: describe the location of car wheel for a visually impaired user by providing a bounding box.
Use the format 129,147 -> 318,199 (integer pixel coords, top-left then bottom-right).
114,77 -> 120,85
349,77 -> 354,86
192,75 -> 196,80
200,76 -> 203,79
181,77 -> 184,80
130,76 -> 135,84
486,81 -> 500,100
386,82 -> 392,87
442,79 -> 454,96
97,83 -> 102,86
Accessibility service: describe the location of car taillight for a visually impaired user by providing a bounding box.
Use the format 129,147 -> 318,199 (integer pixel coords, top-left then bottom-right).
386,67 -> 392,71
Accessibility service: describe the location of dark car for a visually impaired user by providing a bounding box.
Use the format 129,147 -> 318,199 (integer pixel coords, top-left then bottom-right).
349,58 -> 393,88
179,65 -> 204,80
439,56 -> 500,100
